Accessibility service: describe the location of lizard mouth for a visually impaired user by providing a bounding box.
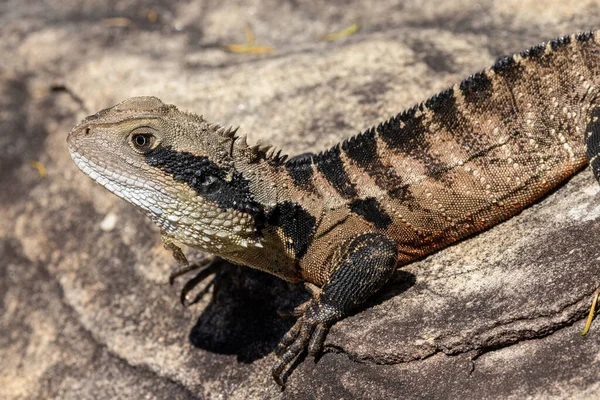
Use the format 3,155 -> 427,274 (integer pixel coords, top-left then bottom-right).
68,141 -> 262,252
67,121 -> 154,197
68,143 -> 167,219
69,148 -> 113,191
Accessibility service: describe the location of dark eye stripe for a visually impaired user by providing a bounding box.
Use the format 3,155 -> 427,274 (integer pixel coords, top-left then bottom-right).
144,145 -> 266,229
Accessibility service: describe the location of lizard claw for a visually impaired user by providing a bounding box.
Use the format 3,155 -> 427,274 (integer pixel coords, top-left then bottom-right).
168,254 -> 215,285
276,299 -> 310,319
271,300 -> 335,386
169,262 -> 204,285
172,258 -> 227,306
180,274 -> 215,306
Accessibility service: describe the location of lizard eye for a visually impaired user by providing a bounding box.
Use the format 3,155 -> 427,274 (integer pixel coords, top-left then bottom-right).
130,133 -> 156,153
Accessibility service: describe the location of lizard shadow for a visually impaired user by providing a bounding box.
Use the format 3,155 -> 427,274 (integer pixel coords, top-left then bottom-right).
187,264 -> 416,364
187,263 -> 308,363
371,269 -> 418,306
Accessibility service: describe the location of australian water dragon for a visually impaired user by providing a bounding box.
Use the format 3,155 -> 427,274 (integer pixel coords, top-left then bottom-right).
67,30 -> 600,385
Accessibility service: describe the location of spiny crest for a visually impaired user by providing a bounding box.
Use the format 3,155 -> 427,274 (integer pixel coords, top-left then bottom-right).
341,126 -> 376,151
330,30 -> 598,157
576,30 -> 595,42
179,108 -> 288,163
492,30 -> 596,73
266,146 -> 287,164
233,132 -> 289,165
181,110 -> 205,124
202,121 -> 240,144
216,125 -> 240,139
248,140 -> 288,164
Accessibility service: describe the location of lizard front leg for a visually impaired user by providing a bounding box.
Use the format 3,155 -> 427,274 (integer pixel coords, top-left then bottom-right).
162,234 -> 226,305
272,232 -> 398,385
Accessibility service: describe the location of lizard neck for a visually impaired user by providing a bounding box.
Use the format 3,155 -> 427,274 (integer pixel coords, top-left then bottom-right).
176,143 -> 312,282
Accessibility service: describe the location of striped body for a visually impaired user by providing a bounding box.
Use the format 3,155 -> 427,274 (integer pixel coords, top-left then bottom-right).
281,31 -> 600,285
68,32 -> 600,286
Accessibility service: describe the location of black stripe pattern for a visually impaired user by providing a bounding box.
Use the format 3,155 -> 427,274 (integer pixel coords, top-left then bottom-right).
376,105 -> 447,179
459,72 -> 493,104
145,145 -> 265,226
285,153 -> 317,193
349,197 -> 392,229
342,127 -> 408,193
586,108 -> 600,182
266,201 -> 316,258
313,145 -> 358,198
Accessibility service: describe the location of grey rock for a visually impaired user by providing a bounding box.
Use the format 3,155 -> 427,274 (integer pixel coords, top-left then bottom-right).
2,0 -> 600,399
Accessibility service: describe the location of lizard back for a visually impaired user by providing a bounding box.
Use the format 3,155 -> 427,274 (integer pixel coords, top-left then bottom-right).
288,31 -> 600,278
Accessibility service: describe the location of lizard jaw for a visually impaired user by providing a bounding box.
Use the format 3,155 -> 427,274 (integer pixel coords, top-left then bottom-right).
69,143 -> 264,254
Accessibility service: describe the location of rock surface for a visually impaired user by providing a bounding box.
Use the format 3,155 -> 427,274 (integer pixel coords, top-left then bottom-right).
2,1 -> 600,399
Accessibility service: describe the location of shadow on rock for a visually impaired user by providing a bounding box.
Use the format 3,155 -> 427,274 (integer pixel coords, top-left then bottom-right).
187,264 -> 417,363
375,269 -> 418,305
188,264 -> 308,363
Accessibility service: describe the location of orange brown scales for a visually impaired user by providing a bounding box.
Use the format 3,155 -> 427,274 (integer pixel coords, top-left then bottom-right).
68,31 -> 600,386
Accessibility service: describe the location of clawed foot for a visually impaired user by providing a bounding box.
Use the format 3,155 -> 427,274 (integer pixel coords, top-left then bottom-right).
168,255 -> 214,284
276,300 -> 309,319
169,257 -> 227,306
271,299 -> 337,387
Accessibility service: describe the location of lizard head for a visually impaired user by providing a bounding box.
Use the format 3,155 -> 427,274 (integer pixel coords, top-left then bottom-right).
67,96 -> 272,255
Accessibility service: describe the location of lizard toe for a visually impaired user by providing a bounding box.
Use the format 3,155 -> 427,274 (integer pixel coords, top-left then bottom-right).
272,317 -> 315,386
272,299 -> 336,384
307,324 -> 329,356
177,258 -> 227,306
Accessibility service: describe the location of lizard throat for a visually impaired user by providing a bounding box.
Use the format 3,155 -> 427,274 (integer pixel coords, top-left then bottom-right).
69,145 -> 266,253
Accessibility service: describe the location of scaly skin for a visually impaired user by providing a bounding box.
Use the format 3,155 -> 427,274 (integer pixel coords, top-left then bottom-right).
68,31 -> 600,385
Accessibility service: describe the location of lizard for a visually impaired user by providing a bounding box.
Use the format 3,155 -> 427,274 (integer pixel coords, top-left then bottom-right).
67,30 -> 600,386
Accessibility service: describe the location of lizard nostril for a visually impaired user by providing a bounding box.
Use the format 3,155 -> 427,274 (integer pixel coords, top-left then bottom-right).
85,127 -> 91,135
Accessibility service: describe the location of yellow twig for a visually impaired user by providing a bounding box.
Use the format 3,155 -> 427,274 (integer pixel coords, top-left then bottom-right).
147,10 -> 158,23
243,26 -> 255,45
224,26 -> 274,54
223,44 -> 274,54
581,288 -> 600,336
321,23 -> 360,41
29,161 -> 47,178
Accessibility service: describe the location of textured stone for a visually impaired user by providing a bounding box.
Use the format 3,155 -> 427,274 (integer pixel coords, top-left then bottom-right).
2,0 -> 600,399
